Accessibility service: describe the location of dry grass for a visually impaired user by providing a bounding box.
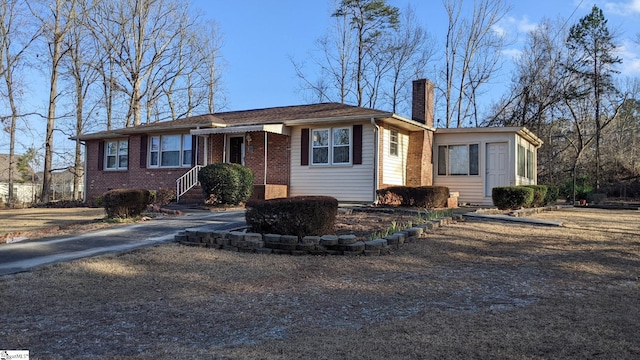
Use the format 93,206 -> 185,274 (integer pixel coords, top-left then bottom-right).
0,207 -> 639,359
0,207 -> 107,242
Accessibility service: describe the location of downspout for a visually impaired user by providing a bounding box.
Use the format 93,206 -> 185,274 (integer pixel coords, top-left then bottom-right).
222,134 -> 227,163
82,141 -> 87,203
371,117 -> 380,204
264,132 -> 268,185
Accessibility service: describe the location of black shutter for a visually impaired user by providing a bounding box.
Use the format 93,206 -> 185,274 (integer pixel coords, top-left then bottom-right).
139,135 -> 147,168
301,128 -> 309,166
191,135 -> 197,166
98,141 -> 104,170
353,124 -> 362,165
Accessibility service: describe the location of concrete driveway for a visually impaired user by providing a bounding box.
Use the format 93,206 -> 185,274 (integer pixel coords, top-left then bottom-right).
0,210 -> 246,276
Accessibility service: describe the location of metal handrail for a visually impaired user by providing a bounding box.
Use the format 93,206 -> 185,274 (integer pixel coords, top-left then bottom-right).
176,165 -> 203,202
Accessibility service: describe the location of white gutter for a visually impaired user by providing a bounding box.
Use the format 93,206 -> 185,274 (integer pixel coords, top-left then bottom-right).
190,124 -> 289,135
371,117 -> 380,204
283,114 -> 392,126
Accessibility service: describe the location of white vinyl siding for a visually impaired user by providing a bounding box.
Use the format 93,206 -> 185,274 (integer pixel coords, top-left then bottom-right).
291,123 -> 374,202
382,127 -> 409,186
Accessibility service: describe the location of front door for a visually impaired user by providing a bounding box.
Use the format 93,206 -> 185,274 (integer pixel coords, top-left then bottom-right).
229,136 -> 244,164
486,142 -> 508,196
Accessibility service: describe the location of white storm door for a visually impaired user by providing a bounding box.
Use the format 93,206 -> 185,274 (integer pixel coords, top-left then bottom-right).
486,142 -> 508,196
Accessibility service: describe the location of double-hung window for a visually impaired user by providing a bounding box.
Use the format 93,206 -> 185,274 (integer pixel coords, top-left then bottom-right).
311,127 -> 351,165
149,134 -> 192,168
437,144 -> 479,176
105,139 -> 128,170
389,129 -> 399,156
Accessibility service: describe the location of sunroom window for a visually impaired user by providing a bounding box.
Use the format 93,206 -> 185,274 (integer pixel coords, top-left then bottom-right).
438,144 -> 479,176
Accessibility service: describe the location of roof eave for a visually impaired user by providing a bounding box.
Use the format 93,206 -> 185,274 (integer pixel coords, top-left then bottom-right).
388,114 -> 435,131
282,113 -> 393,126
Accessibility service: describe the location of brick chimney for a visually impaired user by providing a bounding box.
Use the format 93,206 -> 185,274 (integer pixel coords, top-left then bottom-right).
412,79 -> 434,128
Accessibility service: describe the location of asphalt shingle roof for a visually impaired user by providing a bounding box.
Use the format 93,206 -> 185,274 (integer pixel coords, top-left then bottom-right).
76,103 -> 392,140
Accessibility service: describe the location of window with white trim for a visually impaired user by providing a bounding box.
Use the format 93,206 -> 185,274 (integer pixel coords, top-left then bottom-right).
437,144 -> 479,176
148,134 -> 192,168
389,129 -> 399,156
518,144 -> 535,180
105,139 -> 128,170
311,127 -> 351,165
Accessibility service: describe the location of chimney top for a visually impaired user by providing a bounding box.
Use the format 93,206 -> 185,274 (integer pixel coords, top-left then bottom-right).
412,79 -> 434,128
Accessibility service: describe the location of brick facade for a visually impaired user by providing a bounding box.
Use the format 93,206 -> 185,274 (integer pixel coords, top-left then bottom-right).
85,134 -> 199,204
85,132 -> 291,204
406,130 -> 433,187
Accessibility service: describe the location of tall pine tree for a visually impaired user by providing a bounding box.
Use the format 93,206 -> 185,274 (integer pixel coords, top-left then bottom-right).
566,5 -> 621,190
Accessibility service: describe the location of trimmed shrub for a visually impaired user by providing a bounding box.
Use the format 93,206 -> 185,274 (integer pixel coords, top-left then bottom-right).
102,188 -> 152,218
560,176 -> 593,201
543,185 -> 559,205
521,185 -> 548,207
492,186 -> 534,210
376,186 -> 450,208
245,196 -> 338,238
198,163 -> 254,205
153,188 -> 176,207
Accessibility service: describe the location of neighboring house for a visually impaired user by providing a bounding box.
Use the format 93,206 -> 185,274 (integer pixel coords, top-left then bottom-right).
76,79 -> 542,206
0,154 -> 39,204
50,167 -> 84,201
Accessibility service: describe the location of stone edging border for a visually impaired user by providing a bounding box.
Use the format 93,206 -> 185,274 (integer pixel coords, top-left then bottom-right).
175,214 -> 463,256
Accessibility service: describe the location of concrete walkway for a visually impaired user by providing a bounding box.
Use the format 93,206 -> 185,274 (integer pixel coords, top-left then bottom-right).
463,212 -> 563,226
0,210 -> 246,276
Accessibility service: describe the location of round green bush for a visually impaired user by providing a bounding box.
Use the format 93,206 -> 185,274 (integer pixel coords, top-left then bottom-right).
198,163 -> 254,205
492,186 -> 534,210
521,185 -> 548,207
102,188 -> 152,218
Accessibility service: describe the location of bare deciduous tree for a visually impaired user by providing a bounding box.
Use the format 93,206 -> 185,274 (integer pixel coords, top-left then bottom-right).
0,0 -> 39,205
441,0 -> 509,128
30,0 -> 79,204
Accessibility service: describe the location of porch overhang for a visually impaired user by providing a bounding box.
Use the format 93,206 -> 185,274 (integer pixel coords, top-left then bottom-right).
189,123 -> 290,136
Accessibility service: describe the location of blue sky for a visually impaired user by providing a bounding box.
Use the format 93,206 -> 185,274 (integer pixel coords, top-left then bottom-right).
196,0 -> 640,115
2,0 -> 639,160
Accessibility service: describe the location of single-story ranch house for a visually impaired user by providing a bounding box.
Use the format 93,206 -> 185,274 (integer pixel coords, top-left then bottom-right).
76,79 -> 542,206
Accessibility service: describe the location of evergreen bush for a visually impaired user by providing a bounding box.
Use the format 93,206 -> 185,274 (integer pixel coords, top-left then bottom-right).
492,186 -> 534,210
376,186 -> 450,208
543,185 -> 559,205
245,196 -> 338,238
521,185 -> 548,207
102,188 -> 152,218
198,163 -> 254,205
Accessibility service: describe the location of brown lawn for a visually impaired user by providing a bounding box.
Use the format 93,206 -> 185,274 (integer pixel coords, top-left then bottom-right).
0,207 -> 638,359
0,207 -> 107,242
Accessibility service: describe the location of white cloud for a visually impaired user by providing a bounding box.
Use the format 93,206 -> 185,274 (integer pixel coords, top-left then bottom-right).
494,16 -> 540,40
502,48 -> 523,60
617,40 -> 640,75
604,0 -> 640,16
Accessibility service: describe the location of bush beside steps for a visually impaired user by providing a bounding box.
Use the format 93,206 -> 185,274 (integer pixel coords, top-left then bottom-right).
175,215 -> 461,256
